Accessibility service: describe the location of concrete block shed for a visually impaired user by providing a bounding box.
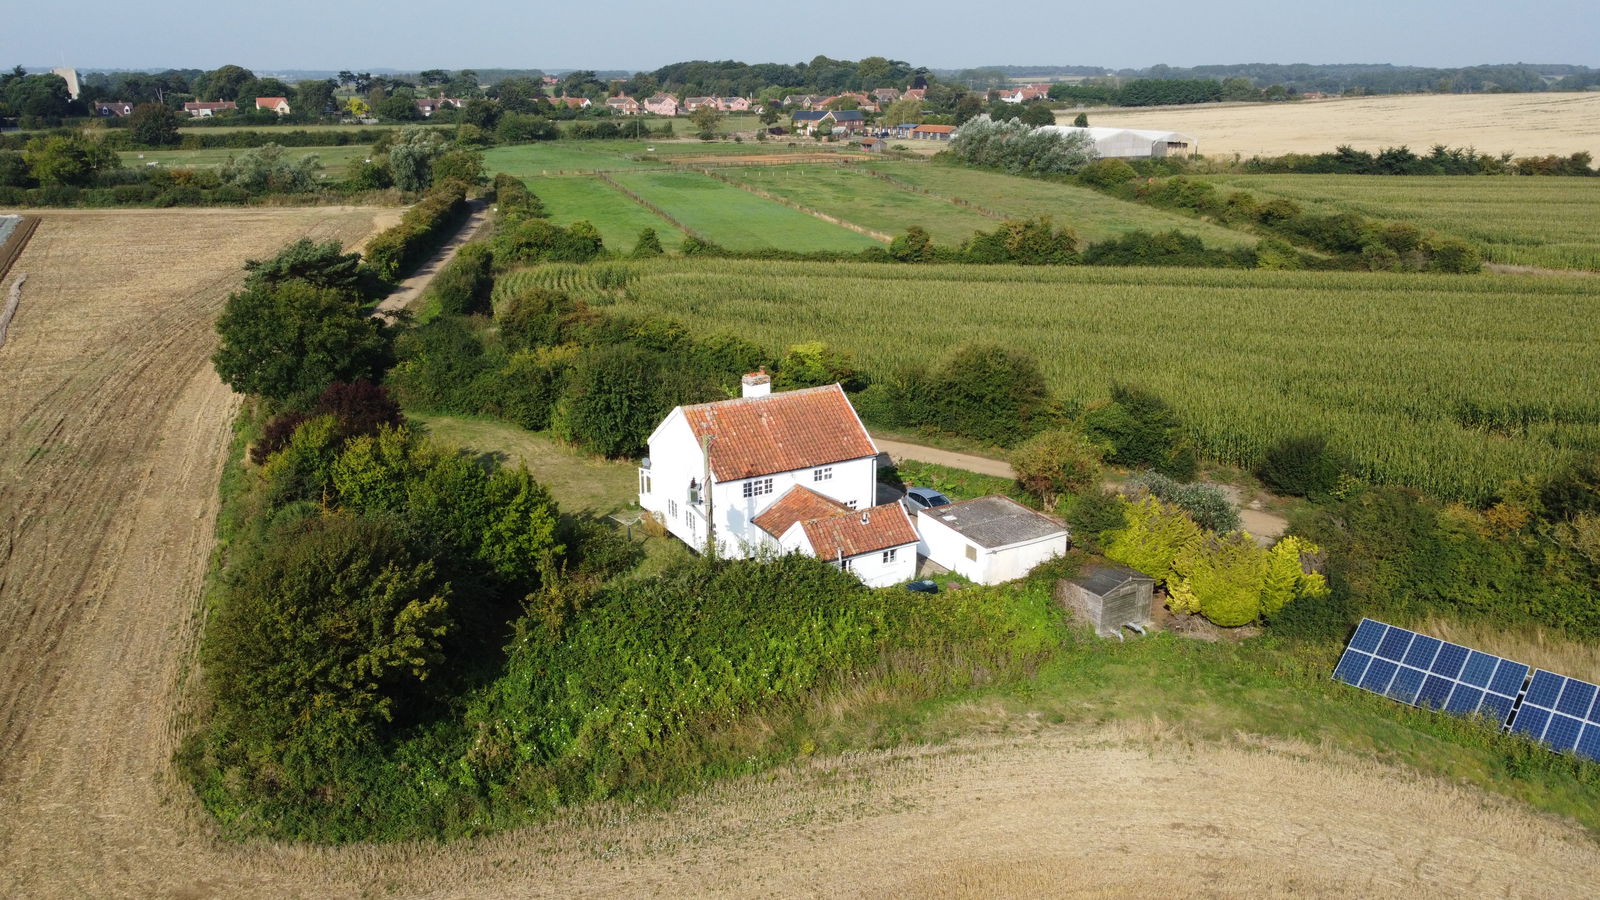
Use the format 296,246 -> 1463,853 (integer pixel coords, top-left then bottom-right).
1058,565 -> 1156,637
916,496 -> 1069,585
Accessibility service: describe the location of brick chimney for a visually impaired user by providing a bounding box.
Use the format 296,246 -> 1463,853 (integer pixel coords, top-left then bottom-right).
741,365 -> 771,398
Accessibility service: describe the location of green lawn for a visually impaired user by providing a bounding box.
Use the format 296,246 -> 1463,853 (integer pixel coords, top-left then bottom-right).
412,414 -> 639,517
1199,174 -> 1600,271
610,170 -> 883,252
862,160 -> 1258,247
528,176 -> 683,253
119,145 -> 369,170
717,164 -> 998,245
484,142 -> 667,175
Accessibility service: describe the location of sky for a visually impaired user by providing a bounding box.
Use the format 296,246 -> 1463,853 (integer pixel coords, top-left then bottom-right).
4,0 -> 1597,73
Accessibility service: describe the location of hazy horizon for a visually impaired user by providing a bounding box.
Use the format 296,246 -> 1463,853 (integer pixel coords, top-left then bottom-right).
3,0 -> 1596,74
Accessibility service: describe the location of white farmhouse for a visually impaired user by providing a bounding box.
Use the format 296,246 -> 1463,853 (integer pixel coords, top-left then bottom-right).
639,372 -> 918,587
917,496 -> 1069,585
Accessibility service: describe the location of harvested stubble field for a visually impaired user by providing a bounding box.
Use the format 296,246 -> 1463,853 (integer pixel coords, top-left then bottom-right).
1077,92 -> 1600,158
3,209 -> 1598,897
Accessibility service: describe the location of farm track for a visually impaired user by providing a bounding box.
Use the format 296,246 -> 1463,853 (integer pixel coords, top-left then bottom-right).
0,209 -> 1596,897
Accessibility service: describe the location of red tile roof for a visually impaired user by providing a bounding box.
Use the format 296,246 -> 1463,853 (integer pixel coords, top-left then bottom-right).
912,124 -> 956,133
753,486 -> 849,538
256,97 -> 288,106
801,503 -> 918,559
683,385 -> 877,482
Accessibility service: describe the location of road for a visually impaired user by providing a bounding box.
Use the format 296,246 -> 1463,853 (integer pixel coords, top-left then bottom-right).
372,198 -> 491,318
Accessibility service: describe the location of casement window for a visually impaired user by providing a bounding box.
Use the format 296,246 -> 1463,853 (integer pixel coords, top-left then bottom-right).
965,544 -> 978,561
845,499 -> 859,509
813,466 -> 833,482
839,556 -> 854,571
882,548 -> 898,564
742,477 -> 774,499
668,499 -> 679,520
639,472 -> 652,495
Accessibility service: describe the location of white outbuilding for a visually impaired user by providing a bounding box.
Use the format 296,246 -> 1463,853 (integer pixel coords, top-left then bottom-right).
917,496 -> 1069,585
1044,125 -> 1198,159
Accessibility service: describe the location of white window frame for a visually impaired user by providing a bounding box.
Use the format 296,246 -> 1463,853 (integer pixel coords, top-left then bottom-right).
813,466 -> 833,482
743,477 -> 774,499
839,556 -> 854,571
846,499 -> 859,510
668,499 -> 679,520
639,471 -> 652,495
882,548 -> 898,564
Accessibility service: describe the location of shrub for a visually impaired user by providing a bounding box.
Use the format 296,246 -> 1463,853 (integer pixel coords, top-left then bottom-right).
1079,384 -> 1197,479
1060,484 -> 1126,552
1078,158 -> 1137,188
212,279 -> 393,405
1127,471 -> 1241,534
962,217 -> 1080,265
1256,433 -> 1348,498
772,341 -> 867,393
363,181 -> 469,282
1010,429 -> 1105,506
495,287 -> 583,351
427,242 -> 494,315
901,343 -> 1055,445
630,227 -> 664,258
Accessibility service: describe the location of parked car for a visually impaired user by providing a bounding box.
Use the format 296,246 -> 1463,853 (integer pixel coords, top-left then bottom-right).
901,486 -> 952,513
904,579 -> 939,594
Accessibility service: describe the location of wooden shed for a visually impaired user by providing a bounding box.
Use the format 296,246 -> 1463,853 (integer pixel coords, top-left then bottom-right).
1058,564 -> 1155,637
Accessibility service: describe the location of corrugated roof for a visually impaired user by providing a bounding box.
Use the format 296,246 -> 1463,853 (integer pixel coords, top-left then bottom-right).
802,503 -> 918,559
1072,564 -> 1154,597
683,385 -> 877,482
753,486 -> 849,538
920,496 -> 1066,548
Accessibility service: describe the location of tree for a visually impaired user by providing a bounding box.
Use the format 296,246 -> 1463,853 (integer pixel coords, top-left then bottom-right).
905,343 -> 1054,445
23,133 -> 120,186
1018,102 -> 1055,127
128,102 -> 180,146
386,127 -> 447,191
690,104 -> 724,137
295,78 -> 337,118
758,104 -> 781,127
888,225 -> 937,262
881,97 -> 923,127
1009,428 -> 1105,506
772,341 -> 867,392
197,64 -> 255,101
631,227 -> 664,258
243,238 -> 377,298
477,466 -> 564,582
1080,384 -> 1197,479
212,279 -> 392,404
202,512 -> 452,763
560,345 -> 672,457
219,143 -> 321,193
1073,112 -> 1089,127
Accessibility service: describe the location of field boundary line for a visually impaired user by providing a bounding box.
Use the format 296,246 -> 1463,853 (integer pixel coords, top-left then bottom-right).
0,215 -> 40,287
694,167 -> 894,243
594,173 -> 706,243
0,273 -> 25,349
856,168 -> 1008,219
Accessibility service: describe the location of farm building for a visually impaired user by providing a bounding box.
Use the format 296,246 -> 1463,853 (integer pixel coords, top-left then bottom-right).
909,124 -> 956,141
916,496 -> 1068,585
1057,565 -> 1155,637
183,100 -> 236,117
1042,125 -> 1197,158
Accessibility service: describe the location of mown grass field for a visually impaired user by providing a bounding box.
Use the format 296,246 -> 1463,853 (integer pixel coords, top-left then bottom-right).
118,144 -> 370,170
861,160 -> 1259,246
1199,173 -> 1600,271
715,163 -> 997,245
609,170 -> 882,251
528,175 -> 683,252
582,258 -> 1600,501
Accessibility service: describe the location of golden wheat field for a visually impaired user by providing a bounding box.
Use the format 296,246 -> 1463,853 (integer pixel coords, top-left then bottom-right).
1073,92 -> 1600,158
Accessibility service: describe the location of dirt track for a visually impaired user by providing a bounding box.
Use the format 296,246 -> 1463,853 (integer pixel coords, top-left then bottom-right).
1,208 -> 1597,897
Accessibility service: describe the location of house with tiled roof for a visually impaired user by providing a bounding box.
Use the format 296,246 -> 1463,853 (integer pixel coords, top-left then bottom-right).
639,372 -> 917,587
255,96 -> 291,115
183,100 -> 236,117
414,97 -> 465,117
605,95 -> 641,114
93,101 -> 134,117
643,93 -> 679,116
791,109 -> 866,135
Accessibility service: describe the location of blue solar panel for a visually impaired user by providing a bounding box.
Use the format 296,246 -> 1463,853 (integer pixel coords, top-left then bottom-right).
1544,715 -> 1583,751
1389,665 -> 1426,704
1556,680 -> 1596,719
1459,651 -> 1497,688
1431,643 -> 1469,679
1512,705 -> 1550,739
1362,658 -> 1399,693
1349,619 -> 1385,653
1334,649 -> 1372,685
1526,670 -> 1564,707
1418,675 -> 1454,709
1489,660 -> 1529,697
1578,725 -> 1600,763
1479,692 -> 1514,723
1403,634 -> 1441,670
1377,628 -> 1413,662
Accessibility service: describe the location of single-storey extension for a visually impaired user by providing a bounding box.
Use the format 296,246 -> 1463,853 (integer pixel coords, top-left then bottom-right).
917,496 -> 1068,585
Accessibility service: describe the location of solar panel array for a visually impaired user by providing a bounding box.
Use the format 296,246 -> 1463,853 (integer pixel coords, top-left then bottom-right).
1509,670 -> 1600,763
1333,619 -> 1528,725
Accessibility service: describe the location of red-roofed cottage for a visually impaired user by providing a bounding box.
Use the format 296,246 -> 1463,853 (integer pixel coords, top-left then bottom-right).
639,371 -> 917,586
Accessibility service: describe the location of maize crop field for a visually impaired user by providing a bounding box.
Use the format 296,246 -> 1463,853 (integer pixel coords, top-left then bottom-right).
1199,174 -> 1600,271
589,258 -> 1600,501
